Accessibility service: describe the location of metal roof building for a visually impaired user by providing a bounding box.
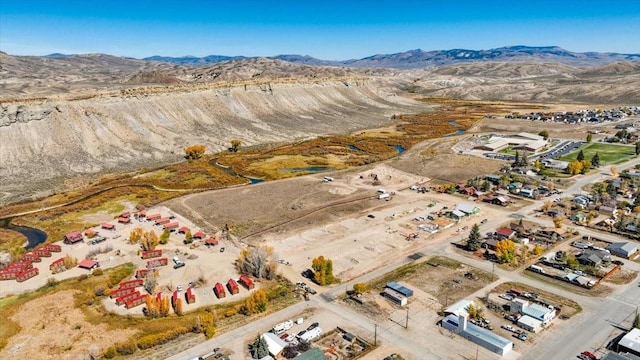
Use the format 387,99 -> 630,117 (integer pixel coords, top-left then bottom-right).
385,282 -> 414,297
441,314 -> 513,356
619,329 -> 640,357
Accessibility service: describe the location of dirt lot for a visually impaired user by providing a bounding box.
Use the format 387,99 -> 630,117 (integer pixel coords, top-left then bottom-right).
1,290 -> 137,360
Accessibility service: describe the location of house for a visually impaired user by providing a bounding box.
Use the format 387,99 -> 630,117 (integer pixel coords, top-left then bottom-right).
536,228 -> 566,241
495,227 -> 516,240
570,213 -> 586,223
519,187 -> 536,198
178,226 -> 190,234
577,250 -> 609,267
385,282 -> 413,298
510,298 -> 556,325
78,259 -> 99,270
192,231 -> 205,239
599,205 -> 617,217
63,231 -> 84,244
118,216 -> 131,224
205,237 -> 219,246
449,203 -> 480,220
459,187 -> 477,196
483,238 -> 499,251
607,242 -> 639,259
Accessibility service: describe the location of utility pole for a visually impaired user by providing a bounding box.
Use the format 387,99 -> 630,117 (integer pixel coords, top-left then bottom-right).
405,308 -> 409,329
491,262 -> 495,282
374,323 -> 378,346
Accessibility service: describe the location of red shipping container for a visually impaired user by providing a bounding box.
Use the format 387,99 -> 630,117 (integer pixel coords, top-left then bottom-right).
116,291 -> 141,305
0,271 -> 17,280
6,261 -> 33,272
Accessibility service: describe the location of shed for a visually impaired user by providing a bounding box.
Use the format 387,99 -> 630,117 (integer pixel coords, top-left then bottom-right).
146,213 -> 162,221
214,282 -> 226,298
193,231 -> 206,239
84,229 -> 98,238
78,259 -> 99,270
382,288 -> 407,306
155,218 -> 171,225
227,279 -> 239,294
239,275 -> 255,289
117,217 -> 131,224
178,226 -> 190,234
385,282 -> 413,297
163,222 -> 179,230
205,237 -> 219,246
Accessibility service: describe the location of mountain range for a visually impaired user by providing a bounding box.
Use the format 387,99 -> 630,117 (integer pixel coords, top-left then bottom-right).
133,46 -> 640,68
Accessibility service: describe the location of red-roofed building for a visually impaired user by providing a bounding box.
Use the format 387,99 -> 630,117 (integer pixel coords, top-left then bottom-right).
84,229 -> 98,238
50,258 -> 66,273
205,237 -> 219,246
239,275 -> 255,289
43,243 -> 62,252
214,282 -> 226,298
155,218 -> 170,225
101,223 -> 115,230
163,222 -> 179,230
118,217 -> 131,224
227,279 -> 239,295
178,226 -> 190,234
33,247 -> 51,257
146,213 -> 162,221
16,267 -> 39,282
78,259 -> 99,270
125,294 -> 147,309
496,227 -> 516,240
21,253 -> 40,262
135,269 -> 149,279
119,211 -> 131,219
64,231 -> 84,244
193,231 -> 205,239
186,287 -> 195,304
137,209 -> 147,218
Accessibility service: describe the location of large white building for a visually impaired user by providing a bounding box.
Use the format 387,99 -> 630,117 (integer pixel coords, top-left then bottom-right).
619,328 -> 640,357
441,314 -> 513,356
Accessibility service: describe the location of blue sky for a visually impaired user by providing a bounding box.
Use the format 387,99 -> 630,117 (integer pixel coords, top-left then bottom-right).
1,0 -> 639,59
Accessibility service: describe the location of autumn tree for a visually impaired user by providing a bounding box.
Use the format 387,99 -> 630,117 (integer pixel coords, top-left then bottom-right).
184,230 -> 193,244
160,229 -> 170,245
353,283 -> 369,295
143,270 -> 158,294
519,244 -> 529,264
129,227 -> 144,244
611,165 -> 619,177
230,139 -> 242,152
244,289 -> 268,314
63,255 -> 78,269
141,230 -> 159,251
553,216 -> 564,228
184,144 -> 206,160
145,294 -> 159,317
533,245 -> 544,256
160,295 -> 171,316
175,298 -> 184,316
495,240 -> 516,264
466,224 -> 482,251
236,246 -> 277,280
312,256 -> 339,285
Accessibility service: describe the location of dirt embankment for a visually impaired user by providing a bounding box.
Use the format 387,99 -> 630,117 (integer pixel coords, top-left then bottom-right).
0,78 -> 429,204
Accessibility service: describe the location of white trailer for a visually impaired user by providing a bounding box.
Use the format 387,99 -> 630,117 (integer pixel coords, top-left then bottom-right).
378,193 -> 390,200
299,327 -> 322,342
272,320 -> 293,334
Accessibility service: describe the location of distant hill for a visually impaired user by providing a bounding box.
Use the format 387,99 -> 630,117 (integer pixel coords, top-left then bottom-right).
140,46 -> 640,68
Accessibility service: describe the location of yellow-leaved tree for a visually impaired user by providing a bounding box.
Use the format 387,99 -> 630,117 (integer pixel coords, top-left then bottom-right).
495,239 -> 516,264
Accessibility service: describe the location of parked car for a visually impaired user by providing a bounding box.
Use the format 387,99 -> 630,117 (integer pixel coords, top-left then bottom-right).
501,324 -> 515,332
173,262 -> 185,269
367,214 -> 376,219
177,285 -> 184,292
579,351 -> 597,360
480,219 -> 488,224
279,333 -> 290,341
307,322 -> 319,331
514,332 -> 528,341
499,294 -> 514,301
305,287 -> 317,295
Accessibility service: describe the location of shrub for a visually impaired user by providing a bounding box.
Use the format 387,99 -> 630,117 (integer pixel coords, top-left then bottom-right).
224,308 -> 238,317
94,286 -> 106,297
103,347 -> 116,359
46,277 -> 59,287
92,268 -> 103,276
76,274 -> 89,282
204,324 -> 216,339
115,340 -> 137,355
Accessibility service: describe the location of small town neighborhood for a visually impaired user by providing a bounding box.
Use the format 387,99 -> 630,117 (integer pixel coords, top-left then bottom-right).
3,113 -> 640,360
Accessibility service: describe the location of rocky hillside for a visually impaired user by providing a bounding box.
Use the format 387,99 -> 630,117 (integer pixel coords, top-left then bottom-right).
0,77 -> 425,204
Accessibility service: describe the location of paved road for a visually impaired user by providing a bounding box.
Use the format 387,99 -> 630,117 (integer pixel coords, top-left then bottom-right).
169,156 -> 640,360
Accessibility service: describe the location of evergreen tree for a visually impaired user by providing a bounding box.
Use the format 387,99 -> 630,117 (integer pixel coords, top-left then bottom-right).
249,335 -> 269,359
513,151 -> 520,167
636,142 -> 640,156
577,150 -> 585,162
467,224 -> 482,251
591,152 -> 600,168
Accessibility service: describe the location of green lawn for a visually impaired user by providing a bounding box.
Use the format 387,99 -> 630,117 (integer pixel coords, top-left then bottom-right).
560,142 -> 636,165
